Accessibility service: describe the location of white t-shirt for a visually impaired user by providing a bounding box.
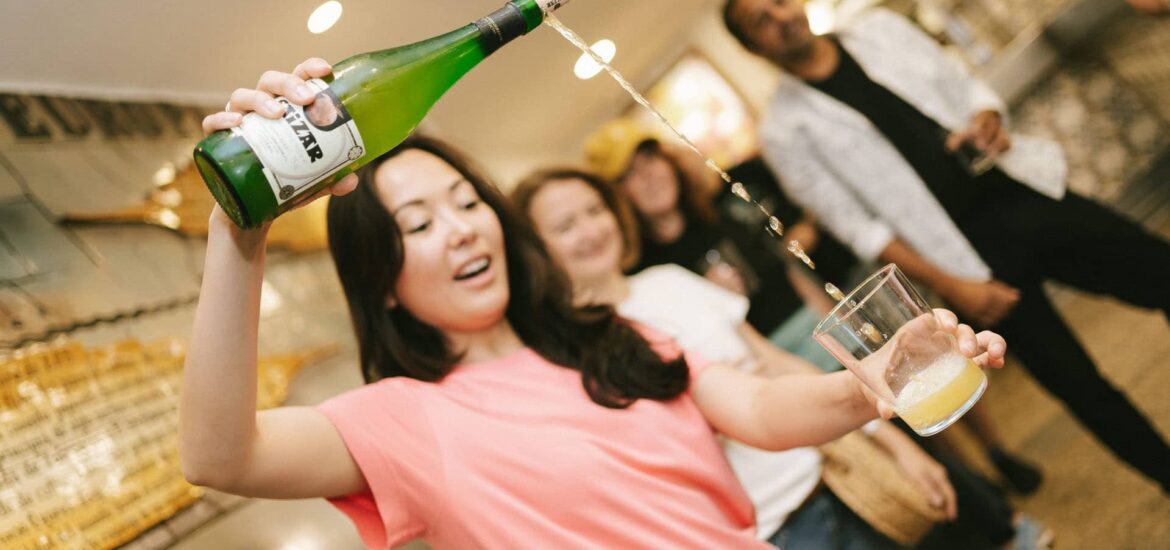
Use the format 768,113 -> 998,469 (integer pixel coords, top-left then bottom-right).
619,264 -> 823,539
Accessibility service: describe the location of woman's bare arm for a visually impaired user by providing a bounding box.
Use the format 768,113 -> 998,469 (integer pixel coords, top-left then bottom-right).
179,58 -> 366,499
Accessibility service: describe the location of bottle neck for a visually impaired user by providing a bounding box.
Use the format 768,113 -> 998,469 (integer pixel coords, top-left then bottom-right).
474,3 -> 531,55
474,0 -> 572,55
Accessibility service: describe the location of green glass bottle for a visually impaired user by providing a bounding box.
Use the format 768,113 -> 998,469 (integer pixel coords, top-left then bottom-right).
194,0 -> 570,228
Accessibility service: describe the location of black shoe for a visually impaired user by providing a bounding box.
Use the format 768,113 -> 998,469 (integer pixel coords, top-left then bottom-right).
990,448 -> 1043,495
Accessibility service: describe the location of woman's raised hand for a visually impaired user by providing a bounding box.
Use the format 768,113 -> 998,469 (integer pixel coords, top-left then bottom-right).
201,57 -> 360,208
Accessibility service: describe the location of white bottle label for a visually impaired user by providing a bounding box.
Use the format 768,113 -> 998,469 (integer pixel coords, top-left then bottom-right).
234,78 -> 365,205
536,0 -> 571,13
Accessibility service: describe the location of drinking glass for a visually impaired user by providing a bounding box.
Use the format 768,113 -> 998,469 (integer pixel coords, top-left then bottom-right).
954,140 -> 996,176
814,264 -> 987,436
941,126 -> 996,177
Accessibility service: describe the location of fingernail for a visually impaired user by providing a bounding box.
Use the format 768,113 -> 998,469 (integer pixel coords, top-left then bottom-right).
264,99 -> 283,114
296,85 -> 315,101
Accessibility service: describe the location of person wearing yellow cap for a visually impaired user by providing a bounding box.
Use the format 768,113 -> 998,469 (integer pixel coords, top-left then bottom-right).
586,119 -> 841,372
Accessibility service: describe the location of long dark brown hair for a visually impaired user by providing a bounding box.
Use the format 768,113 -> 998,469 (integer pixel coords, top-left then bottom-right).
622,139 -> 717,232
326,135 -> 689,408
511,167 -> 642,272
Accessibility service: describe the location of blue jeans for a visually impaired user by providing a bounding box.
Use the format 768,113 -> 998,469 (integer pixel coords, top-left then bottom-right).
767,488 -> 903,550
767,306 -> 842,373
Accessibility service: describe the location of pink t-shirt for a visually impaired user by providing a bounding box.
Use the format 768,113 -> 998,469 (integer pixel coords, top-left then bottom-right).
317,332 -> 767,549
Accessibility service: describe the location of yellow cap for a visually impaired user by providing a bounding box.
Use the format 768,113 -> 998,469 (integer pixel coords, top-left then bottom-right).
583,118 -> 661,182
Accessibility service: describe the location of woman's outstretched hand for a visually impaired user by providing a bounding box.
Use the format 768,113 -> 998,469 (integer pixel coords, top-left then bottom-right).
859,308 -> 1006,419
933,308 -> 1007,370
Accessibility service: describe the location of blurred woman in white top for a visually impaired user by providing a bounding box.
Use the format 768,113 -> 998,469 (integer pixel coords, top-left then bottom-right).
511,167 -> 967,548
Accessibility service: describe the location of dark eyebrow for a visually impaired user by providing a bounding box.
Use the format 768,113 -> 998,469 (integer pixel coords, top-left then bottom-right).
448,178 -> 471,193
390,200 -> 423,217
391,177 -> 469,215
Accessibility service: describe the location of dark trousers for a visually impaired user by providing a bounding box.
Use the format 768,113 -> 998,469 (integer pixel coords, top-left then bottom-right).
913,436 -> 1017,549
958,184 -> 1170,489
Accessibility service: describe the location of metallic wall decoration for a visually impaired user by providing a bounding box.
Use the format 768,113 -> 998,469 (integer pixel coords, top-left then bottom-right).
0,338 -> 335,550
0,94 -> 204,143
62,163 -> 333,254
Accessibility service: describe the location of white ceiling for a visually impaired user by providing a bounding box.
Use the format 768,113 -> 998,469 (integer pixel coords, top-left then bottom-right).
0,0 -> 721,182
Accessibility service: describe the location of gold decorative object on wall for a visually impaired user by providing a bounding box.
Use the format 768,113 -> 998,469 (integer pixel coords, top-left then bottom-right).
616,52 -> 758,170
583,52 -> 758,199
62,164 -> 332,254
0,337 -> 335,550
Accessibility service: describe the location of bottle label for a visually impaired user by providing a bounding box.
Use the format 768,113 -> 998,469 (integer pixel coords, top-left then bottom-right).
234,78 -> 365,205
536,0 -> 571,13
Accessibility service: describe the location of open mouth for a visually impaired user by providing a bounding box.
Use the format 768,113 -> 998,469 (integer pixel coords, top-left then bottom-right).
454,257 -> 491,281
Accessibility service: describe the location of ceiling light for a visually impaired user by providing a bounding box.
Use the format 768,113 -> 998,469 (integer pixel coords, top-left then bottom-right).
574,39 -> 617,80
806,2 -> 836,36
259,280 -> 284,316
308,1 -> 343,34
152,163 -> 176,186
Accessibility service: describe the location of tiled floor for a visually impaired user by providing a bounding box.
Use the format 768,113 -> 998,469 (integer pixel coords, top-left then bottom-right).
950,246 -> 1170,548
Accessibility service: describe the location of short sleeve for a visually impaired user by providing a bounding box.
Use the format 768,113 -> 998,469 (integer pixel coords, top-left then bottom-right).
634,265 -> 750,326
318,382 -> 433,549
666,265 -> 751,325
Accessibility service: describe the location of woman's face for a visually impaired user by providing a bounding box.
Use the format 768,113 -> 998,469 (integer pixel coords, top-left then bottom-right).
527,178 -> 624,287
621,151 -> 680,219
374,149 -> 510,333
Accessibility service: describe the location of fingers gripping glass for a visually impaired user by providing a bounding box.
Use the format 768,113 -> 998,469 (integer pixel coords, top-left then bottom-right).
954,140 -> 996,177
814,265 -> 987,436
940,127 -> 995,177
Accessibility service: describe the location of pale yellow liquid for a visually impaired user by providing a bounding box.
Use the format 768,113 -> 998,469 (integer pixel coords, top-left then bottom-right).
893,353 -> 986,433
